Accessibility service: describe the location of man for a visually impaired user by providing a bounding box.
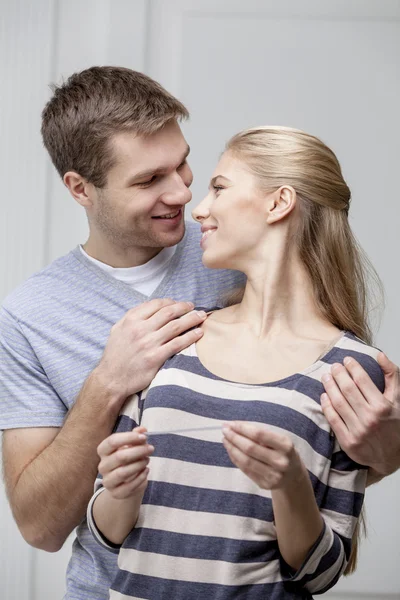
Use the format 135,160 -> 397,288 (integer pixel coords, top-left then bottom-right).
0,66 -> 399,599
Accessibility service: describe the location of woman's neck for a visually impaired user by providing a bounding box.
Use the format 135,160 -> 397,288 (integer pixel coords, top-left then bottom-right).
228,238 -> 338,342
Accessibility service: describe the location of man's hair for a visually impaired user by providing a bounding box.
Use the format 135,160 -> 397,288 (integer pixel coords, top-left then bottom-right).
41,66 -> 189,187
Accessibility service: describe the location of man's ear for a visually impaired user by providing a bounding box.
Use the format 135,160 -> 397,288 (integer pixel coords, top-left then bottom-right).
266,185 -> 296,224
63,171 -> 94,208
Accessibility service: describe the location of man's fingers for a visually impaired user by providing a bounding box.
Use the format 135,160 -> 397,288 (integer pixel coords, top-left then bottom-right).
321,371 -> 360,430
146,302 -> 198,331
338,357 -> 384,408
126,298 -> 179,321
158,326 -> 204,359
320,394 -> 349,442
329,362 -> 375,410
377,352 -> 398,378
377,352 -> 399,404
153,308 -> 207,342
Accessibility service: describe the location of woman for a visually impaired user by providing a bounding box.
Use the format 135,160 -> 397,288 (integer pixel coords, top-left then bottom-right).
87,126 -> 385,599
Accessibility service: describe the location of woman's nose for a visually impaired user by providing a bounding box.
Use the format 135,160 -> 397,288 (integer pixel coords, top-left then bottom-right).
192,194 -> 211,222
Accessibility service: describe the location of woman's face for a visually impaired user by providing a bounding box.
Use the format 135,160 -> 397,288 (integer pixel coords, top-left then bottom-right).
192,152 -> 268,271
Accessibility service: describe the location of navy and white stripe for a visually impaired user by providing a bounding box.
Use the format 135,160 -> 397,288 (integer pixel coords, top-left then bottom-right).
88,331 -> 384,599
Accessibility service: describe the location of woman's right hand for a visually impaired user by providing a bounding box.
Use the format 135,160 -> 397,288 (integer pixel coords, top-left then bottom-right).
97,426 -> 154,500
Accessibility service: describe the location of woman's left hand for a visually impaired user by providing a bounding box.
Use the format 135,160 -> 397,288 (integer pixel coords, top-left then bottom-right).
222,421 -> 306,490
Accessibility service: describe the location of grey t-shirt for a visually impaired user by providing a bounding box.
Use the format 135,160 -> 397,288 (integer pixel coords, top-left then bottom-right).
0,221 -> 245,600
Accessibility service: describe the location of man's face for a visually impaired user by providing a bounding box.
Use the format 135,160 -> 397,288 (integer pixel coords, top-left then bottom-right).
90,120 -> 193,255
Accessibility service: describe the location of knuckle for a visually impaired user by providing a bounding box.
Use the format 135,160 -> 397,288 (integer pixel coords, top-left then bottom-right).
364,414 -> 379,431
346,436 -> 362,453
162,307 -> 179,322
377,402 -> 392,419
168,320 -> 182,337
341,381 -> 354,396
278,456 -> 290,471
331,396 -> 345,411
253,429 -> 265,444
246,441 -> 258,455
243,455 -> 253,469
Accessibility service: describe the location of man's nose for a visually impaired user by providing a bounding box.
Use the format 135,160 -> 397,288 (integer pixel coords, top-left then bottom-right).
162,176 -> 192,206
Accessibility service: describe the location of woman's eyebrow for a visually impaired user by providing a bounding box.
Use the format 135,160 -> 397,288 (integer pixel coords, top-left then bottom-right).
209,175 -> 232,189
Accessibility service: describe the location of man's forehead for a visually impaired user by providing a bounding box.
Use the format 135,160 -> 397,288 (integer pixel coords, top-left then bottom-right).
110,129 -> 189,170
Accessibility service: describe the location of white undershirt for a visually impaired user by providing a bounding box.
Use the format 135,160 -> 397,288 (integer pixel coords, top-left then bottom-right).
79,245 -> 177,296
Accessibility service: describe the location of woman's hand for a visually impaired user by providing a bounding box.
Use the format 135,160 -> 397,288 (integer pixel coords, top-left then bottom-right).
222,421 -> 306,490
97,426 -> 154,500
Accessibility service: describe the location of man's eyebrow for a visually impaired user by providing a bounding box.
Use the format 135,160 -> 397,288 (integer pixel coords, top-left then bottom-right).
128,145 -> 191,184
209,175 -> 232,188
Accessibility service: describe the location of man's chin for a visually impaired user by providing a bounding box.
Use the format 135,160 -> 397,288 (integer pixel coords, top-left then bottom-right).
154,220 -> 186,247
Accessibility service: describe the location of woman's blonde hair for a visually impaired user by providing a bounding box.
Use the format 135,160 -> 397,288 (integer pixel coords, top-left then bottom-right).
225,126 -> 383,573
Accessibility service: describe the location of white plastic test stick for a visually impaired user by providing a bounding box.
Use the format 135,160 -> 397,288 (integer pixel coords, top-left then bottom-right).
145,425 -> 223,436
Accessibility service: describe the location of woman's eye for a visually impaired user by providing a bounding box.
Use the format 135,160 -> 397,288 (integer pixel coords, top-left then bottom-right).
212,185 -> 224,193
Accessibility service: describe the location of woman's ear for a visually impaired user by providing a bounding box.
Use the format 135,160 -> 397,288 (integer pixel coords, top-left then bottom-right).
63,171 -> 94,208
266,185 -> 296,224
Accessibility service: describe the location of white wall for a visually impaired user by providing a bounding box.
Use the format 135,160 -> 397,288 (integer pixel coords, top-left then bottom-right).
1,1 -> 399,598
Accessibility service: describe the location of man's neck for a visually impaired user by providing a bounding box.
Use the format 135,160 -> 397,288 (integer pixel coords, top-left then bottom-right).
82,238 -> 163,268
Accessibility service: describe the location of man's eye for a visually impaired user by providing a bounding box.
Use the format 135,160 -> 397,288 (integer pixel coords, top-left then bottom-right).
178,160 -> 187,169
212,184 -> 224,193
137,176 -> 156,187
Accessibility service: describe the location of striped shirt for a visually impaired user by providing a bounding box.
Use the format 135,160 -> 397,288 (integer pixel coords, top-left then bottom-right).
0,221 -> 244,600
88,331 -> 384,599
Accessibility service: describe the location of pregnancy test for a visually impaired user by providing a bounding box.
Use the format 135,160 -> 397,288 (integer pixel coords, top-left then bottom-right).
145,425 -> 223,436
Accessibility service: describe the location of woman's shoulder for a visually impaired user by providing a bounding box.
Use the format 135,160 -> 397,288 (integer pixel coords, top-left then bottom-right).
329,331 -> 385,392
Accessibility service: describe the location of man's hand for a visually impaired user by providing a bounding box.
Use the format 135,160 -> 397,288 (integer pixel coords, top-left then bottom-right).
93,298 -> 207,402
320,353 -> 400,479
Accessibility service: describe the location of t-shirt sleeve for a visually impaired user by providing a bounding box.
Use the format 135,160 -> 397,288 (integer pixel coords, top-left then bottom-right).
0,307 -> 67,429
281,445 -> 367,594
87,390 -> 146,552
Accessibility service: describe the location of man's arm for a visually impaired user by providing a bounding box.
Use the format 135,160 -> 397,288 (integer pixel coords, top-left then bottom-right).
2,299 -> 207,552
320,352 -> 400,483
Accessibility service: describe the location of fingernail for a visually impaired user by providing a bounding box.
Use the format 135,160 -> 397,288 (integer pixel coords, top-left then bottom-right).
186,302 -> 194,308
194,328 -> 204,335
137,434 -> 147,440
343,357 -> 352,366
320,393 -> 328,403
148,445 -> 155,453
222,427 -> 229,436
196,311 -> 207,318
321,374 -> 332,383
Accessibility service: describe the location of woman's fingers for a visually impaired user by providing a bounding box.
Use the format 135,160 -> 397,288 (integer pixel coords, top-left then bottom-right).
97,427 -> 148,458
100,442 -> 154,474
223,421 -> 293,455
222,424 -> 287,468
108,468 -> 150,500
102,458 -> 150,489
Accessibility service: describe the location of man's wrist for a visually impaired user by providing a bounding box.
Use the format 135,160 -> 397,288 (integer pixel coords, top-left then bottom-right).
85,368 -> 128,417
